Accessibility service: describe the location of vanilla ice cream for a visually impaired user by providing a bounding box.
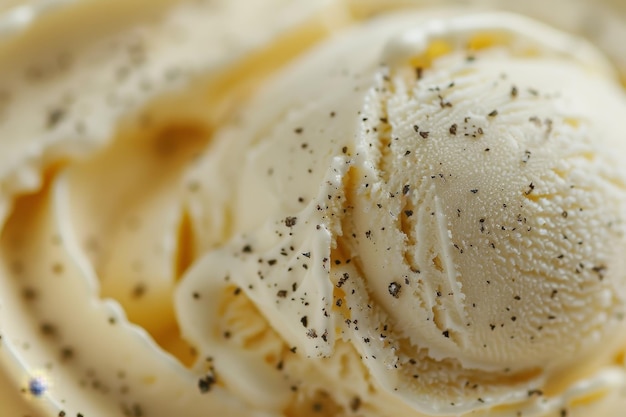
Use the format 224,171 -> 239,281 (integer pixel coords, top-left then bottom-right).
2,1 -> 626,417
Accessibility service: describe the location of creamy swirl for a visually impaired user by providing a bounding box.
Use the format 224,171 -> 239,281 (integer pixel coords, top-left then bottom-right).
178,8 -> 626,417
1,2 -> 626,417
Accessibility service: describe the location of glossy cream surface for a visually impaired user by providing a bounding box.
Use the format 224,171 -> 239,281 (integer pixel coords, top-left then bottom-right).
2,1 -> 626,417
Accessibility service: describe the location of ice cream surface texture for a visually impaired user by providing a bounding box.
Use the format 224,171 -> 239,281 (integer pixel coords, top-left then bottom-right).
2,1 -> 626,417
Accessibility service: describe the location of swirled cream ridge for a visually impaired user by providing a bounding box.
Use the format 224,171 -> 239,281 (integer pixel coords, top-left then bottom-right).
2,1 -> 626,417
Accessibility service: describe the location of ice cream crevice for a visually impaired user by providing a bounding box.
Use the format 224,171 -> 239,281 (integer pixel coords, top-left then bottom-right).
174,208 -> 196,283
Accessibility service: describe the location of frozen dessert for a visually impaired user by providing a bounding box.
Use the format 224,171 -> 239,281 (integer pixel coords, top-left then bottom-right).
2,1 -> 626,417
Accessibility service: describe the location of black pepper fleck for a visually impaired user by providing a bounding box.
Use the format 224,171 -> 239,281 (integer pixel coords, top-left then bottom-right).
198,369 -> 217,393
132,283 -> 146,299
388,282 -> 401,298
350,396 -> 362,412
47,108 -> 66,129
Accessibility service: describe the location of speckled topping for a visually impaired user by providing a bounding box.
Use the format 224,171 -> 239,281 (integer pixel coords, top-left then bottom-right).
177,9 -> 626,417
1,2 -> 626,417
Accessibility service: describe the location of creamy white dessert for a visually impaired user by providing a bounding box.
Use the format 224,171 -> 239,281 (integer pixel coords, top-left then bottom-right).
2,1 -> 626,417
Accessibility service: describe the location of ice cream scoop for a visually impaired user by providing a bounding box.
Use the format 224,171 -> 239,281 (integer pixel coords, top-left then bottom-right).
2,1 -> 626,416
177,9 -> 626,417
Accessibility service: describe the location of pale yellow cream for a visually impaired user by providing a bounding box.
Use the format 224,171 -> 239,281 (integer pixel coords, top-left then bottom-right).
2,1 -> 626,417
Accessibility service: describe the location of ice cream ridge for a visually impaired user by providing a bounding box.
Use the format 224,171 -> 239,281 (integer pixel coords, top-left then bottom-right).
2,1 -> 626,417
